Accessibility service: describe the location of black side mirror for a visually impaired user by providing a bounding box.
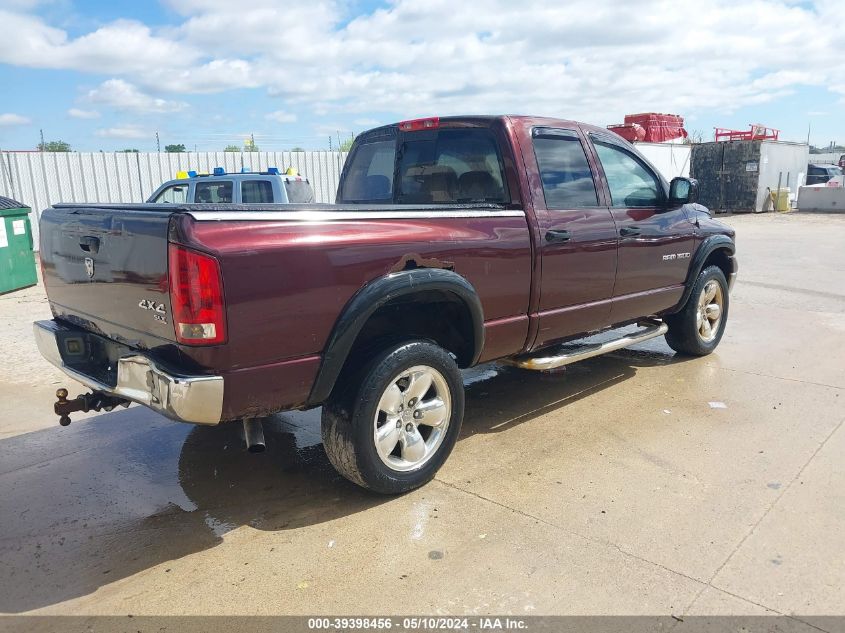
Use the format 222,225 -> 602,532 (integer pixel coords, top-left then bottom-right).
669,177 -> 699,205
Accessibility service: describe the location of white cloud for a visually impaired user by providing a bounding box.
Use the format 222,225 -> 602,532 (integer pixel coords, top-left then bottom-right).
2,0 -> 845,135
87,79 -> 188,114
95,126 -> 148,139
265,110 -> 297,123
0,113 -> 31,126
0,12 -> 199,74
67,108 -> 100,119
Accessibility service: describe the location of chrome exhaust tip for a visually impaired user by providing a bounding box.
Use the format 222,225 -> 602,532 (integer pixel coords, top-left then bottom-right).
242,418 -> 266,453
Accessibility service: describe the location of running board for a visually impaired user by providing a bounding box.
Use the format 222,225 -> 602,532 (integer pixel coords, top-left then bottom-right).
506,319 -> 668,371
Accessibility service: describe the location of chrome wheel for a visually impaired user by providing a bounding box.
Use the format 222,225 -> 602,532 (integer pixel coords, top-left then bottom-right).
373,365 -> 451,472
696,279 -> 724,342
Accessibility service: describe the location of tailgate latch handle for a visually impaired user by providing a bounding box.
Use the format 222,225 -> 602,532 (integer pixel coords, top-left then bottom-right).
79,236 -> 100,254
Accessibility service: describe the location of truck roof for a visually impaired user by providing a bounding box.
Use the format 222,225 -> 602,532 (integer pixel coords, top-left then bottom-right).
359,114 -> 609,137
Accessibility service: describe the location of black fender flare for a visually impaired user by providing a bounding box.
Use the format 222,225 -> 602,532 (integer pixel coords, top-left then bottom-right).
307,268 -> 485,406
670,234 -> 736,313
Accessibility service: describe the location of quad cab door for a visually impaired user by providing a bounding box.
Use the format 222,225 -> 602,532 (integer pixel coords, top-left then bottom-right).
588,133 -> 697,324
528,127 -> 618,349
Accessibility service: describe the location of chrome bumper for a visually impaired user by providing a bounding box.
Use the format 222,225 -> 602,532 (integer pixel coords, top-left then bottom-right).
33,320 -> 224,425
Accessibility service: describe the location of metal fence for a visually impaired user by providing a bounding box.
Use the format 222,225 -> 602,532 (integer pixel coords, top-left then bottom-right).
0,150 -> 348,244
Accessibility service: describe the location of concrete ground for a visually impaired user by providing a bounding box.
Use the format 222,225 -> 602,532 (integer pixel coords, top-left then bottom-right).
0,212 -> 843,617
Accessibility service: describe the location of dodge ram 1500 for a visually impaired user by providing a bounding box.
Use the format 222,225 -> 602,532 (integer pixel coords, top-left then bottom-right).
35,115 -> 737,494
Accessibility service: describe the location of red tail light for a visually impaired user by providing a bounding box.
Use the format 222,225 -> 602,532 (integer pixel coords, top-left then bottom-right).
399,117 -> 440,132
168,243 -> 227,345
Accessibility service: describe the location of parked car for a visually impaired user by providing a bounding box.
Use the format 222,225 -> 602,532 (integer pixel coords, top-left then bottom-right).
147,169 -> 315,204
807,163 -> 843,186
35,115 -> 737,494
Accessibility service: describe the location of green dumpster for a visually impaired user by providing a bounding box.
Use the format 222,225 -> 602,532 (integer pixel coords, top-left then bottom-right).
0,197 -> 38,294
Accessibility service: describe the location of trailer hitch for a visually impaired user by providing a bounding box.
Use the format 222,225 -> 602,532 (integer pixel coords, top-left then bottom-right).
54,388 -> 130,426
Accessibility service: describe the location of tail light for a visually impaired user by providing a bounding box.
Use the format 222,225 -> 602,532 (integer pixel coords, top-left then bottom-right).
399,117 -> 439,132
168,243 -> 227,345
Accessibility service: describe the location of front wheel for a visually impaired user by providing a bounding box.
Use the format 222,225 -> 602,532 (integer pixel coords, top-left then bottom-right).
321,340 -> 464,494
665,265 -> 729,356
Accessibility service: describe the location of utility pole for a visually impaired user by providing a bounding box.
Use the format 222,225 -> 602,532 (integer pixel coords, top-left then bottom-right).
156,131 -> 160,153
39,128 -> 45,151
329,136 -> 332,151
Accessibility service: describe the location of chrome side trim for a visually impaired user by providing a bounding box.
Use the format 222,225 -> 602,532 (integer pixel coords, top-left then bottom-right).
186,209 -> 526,222
505,319 -> 669,371
33,321 -> 224,425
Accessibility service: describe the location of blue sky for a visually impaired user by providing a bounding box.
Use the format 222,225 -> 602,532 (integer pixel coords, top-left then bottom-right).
0,0 -> 842,152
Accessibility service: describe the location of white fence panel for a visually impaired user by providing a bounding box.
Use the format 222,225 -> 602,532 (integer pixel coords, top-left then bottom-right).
0,150 -> 349,246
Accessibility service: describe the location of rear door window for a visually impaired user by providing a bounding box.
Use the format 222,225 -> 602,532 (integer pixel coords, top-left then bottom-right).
241,180 -> 274,203
195,181 -> 233,203
339,139 -> 396,202
532,130 -> 599,208
396,129 -> 508,204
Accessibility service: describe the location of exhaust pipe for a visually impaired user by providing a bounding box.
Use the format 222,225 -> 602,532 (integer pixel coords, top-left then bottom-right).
242,418 -> 266,453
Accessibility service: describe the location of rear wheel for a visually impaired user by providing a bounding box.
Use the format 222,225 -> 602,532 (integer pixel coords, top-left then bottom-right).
321,340 -> 464,494
665,265 -> 729,356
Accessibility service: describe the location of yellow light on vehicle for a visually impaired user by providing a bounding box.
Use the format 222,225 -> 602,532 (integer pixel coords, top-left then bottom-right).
176,171 -> 188,179
285,167 -> 298,176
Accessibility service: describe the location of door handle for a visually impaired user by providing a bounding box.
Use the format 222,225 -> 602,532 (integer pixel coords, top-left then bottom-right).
619,226 -> 642,237
79,236 -> 100,254
545,230 -> 572,243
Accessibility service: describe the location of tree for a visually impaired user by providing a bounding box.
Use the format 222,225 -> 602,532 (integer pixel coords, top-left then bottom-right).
291,146 -> 305,152
338,133 -> 355,152
165,144 -> 186,153
224,145 -> 241,152
38,140 -> 71,152
244,138 -> 259,152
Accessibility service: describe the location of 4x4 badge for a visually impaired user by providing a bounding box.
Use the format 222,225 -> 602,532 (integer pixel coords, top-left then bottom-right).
84,257 -> 94,278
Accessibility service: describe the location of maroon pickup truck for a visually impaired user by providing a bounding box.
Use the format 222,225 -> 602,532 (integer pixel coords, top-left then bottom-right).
35,115 -> 737,494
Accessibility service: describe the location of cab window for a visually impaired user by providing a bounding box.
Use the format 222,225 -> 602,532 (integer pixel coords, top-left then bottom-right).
195,181 -> 233,203
241,180 -> 274,203
533,130 -> 599,208
151,184 -> 188,203
593,140 -> 663,208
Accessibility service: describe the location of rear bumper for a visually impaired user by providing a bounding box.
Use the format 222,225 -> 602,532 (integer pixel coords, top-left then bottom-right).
33,320 -> 224,425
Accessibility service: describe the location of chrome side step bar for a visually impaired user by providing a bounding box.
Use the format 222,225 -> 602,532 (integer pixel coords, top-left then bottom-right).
507,319 -> 668,371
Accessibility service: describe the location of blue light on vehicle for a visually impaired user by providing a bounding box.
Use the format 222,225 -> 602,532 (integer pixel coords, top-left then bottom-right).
241,167 -> 251,173
187,170 -> 197,178
267,167 -> 279,175
213,167 -> 225,176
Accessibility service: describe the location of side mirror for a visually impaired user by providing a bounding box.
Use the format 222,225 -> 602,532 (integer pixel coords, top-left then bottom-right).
669,177 -> 699,205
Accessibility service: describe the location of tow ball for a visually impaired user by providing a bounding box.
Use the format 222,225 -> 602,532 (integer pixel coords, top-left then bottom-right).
54,388 -> 130,426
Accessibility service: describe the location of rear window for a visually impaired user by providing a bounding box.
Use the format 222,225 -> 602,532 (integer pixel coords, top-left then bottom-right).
241,180 -> 274,203
396,129 -> 507,204
284,179 -> 315,203
195,181 -> 233,203
340,140 -> 396,202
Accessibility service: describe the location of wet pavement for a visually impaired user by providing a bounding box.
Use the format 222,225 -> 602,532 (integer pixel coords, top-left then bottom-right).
0,213 -> 843,616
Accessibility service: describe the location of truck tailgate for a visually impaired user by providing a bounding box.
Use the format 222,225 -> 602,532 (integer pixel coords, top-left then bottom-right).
39,205 -> 176,348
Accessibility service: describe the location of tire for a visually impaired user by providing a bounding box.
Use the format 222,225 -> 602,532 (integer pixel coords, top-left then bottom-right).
665,265 -> 729,356
321,340 -> 464,494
